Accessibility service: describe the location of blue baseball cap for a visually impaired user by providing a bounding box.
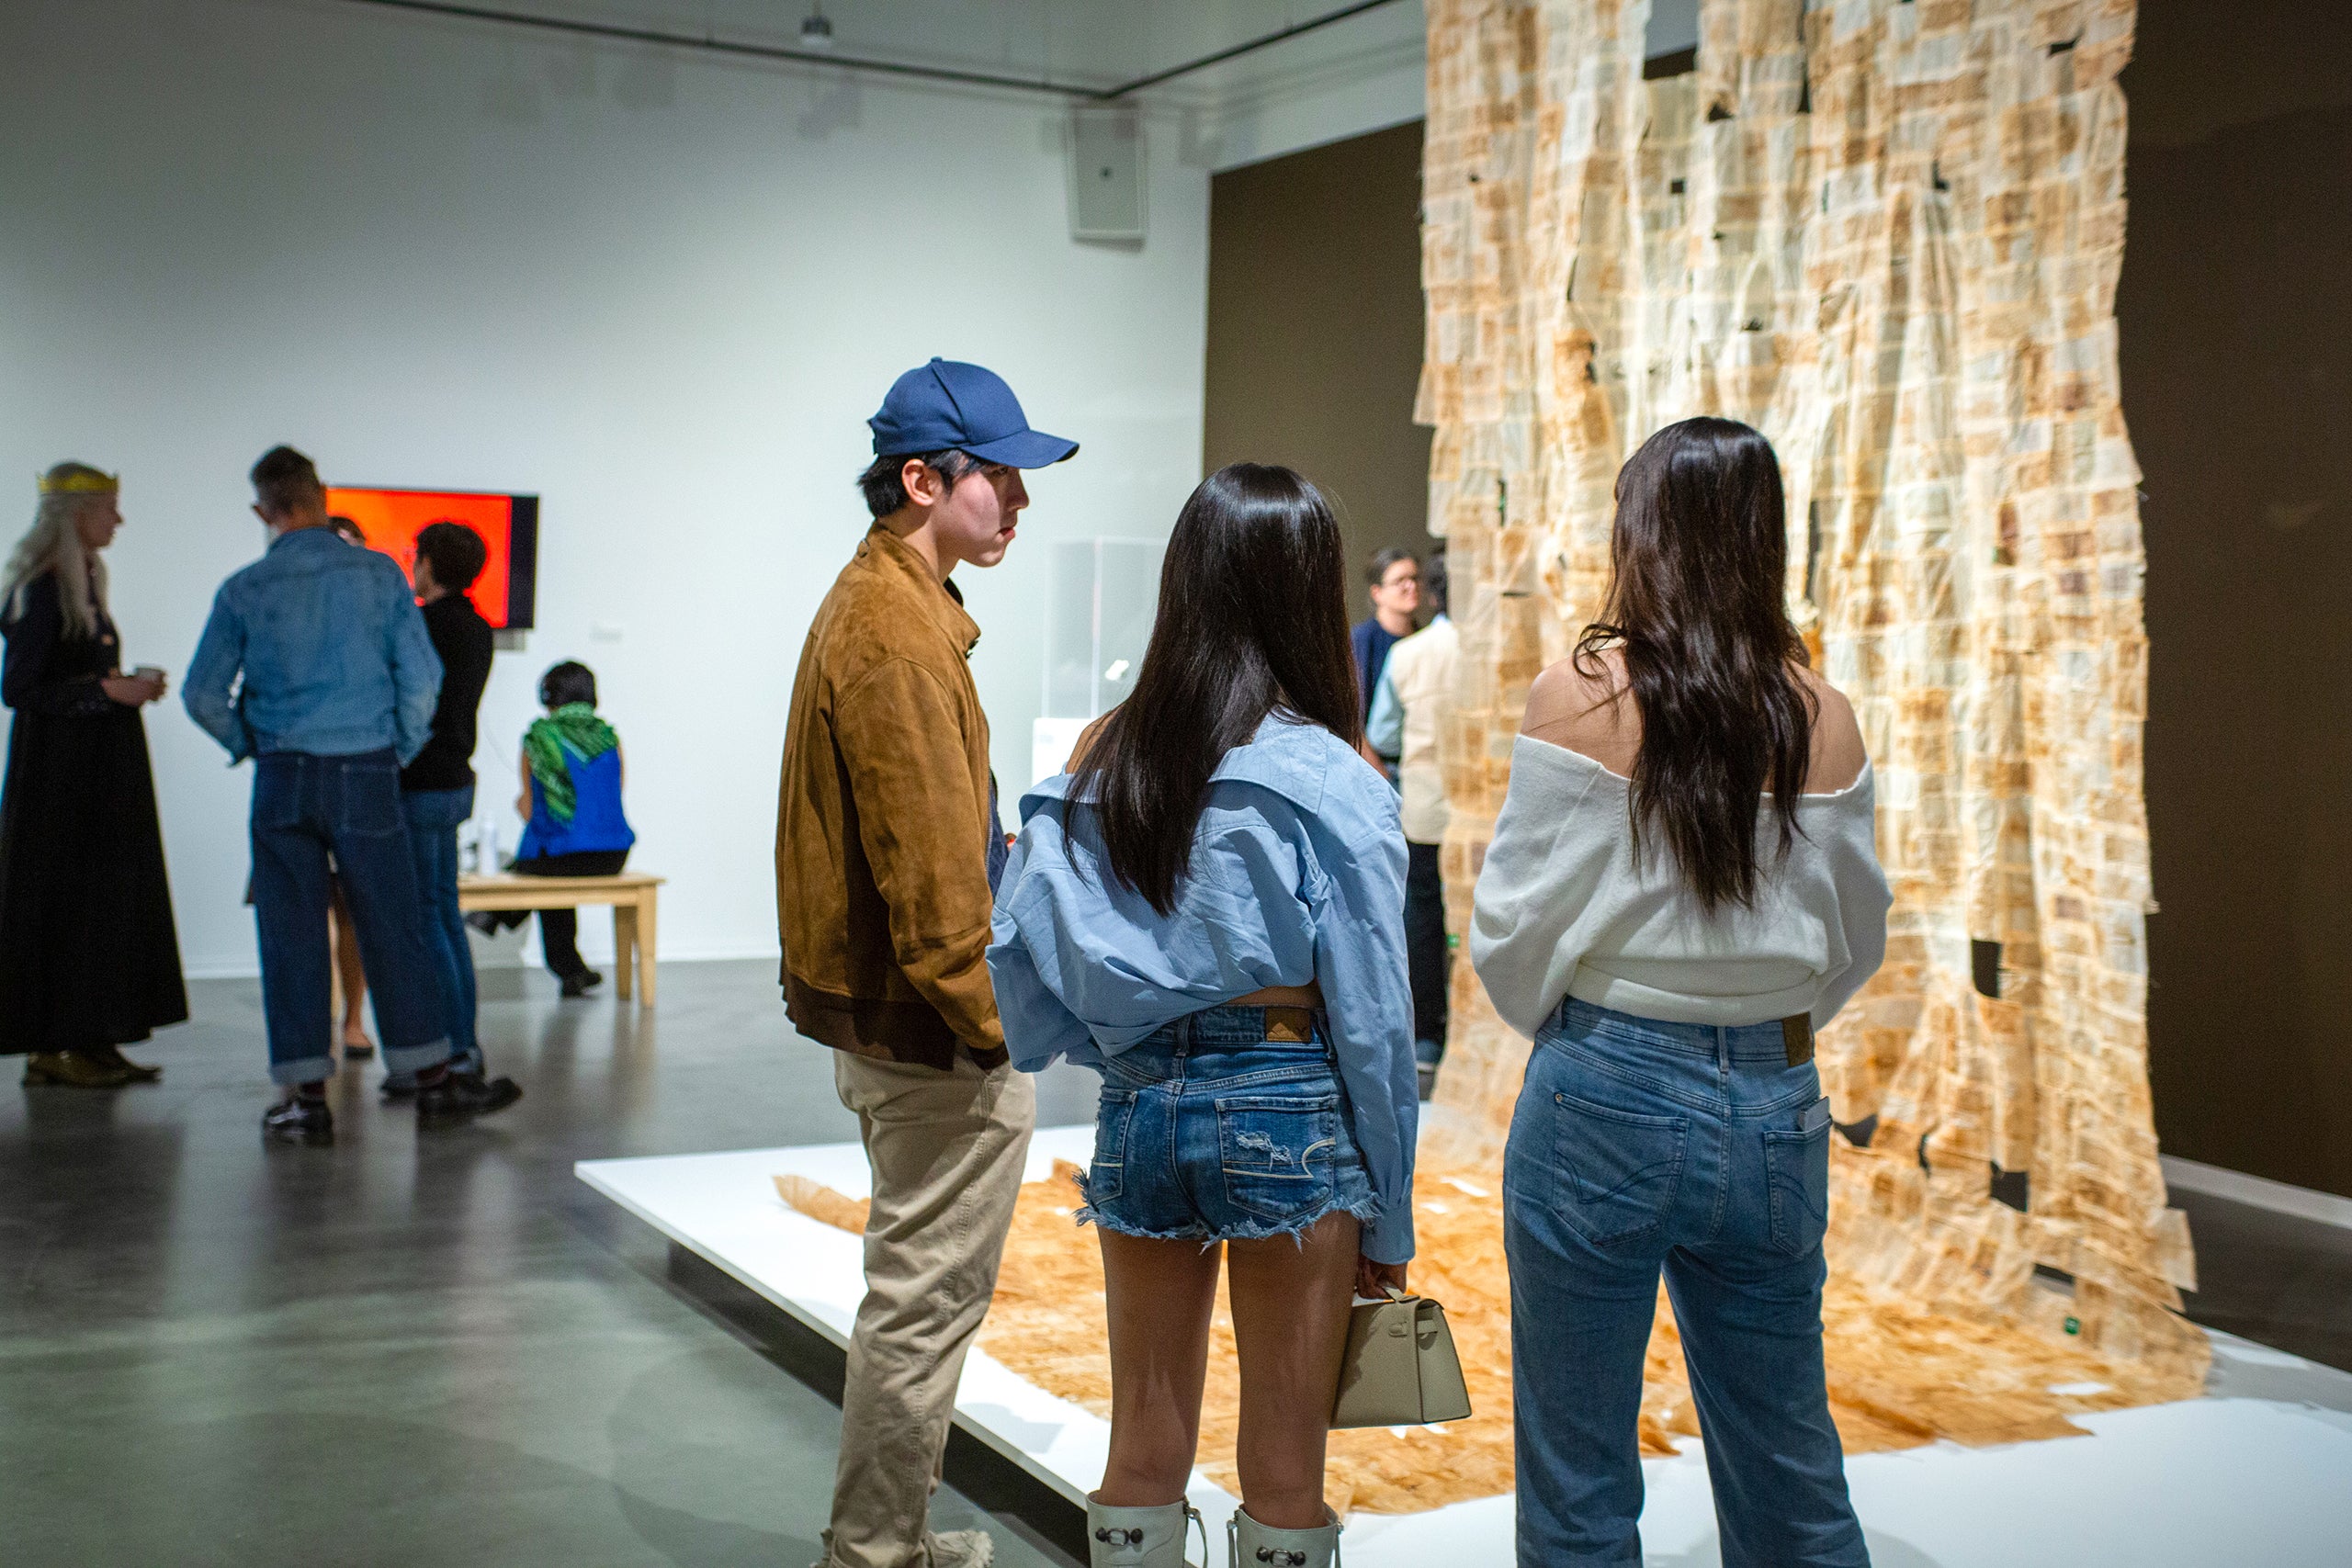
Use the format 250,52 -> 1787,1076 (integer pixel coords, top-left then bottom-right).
868,357 -> 1079,468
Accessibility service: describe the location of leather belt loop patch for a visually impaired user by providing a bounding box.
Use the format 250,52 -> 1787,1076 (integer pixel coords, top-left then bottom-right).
1264,1007 -> 1315,1044
1782,1015 -> 1815,1067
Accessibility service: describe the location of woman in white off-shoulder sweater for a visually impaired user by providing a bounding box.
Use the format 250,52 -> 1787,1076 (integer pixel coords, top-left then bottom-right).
1473,417 -> 1889,1568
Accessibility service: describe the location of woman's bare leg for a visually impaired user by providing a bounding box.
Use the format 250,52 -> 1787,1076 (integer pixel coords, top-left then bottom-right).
1098,1229 -> 1224,1506
330,884 -> 370,1049
1227,1211 -> 1360,1529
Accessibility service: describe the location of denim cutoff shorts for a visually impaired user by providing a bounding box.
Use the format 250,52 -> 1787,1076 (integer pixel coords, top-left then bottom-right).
1080,1004 -> 1377,1246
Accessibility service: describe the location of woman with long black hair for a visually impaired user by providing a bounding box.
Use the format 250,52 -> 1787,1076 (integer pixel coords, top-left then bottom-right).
1474,418 -> 1890,1566
989,464 -> 1418,1568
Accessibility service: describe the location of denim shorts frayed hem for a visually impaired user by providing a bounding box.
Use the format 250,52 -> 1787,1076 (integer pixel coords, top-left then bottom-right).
1074,1174 -> 1385,1251
1075,1005 -> 1382,1249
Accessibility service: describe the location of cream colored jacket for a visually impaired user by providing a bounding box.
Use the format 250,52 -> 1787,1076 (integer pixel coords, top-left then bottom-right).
1378,616 -> 1458,845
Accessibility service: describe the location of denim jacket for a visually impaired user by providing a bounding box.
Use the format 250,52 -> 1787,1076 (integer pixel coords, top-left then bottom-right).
988,714 -> 1419,1263
184,528 -> 442,764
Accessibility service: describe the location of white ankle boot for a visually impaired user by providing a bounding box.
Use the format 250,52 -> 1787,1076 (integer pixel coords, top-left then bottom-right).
1227,1506 -> 1342,1568
1087,1496 -> 1204,1568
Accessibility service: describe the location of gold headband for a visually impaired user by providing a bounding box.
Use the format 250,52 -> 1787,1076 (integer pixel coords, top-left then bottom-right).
39,469 -> 119,497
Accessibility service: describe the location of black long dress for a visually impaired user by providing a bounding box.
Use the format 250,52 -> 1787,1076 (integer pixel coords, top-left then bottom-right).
0,573 -> 187,1055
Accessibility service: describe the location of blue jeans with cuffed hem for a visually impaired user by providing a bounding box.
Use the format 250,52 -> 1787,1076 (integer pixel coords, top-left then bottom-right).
1503,998 -> 1868,1568
401,784 -> 480,1075
251,750 -> 451,1087
1081,1005 -> 1377,1245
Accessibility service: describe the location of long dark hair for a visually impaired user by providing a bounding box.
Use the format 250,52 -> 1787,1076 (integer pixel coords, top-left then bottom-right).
1576,417 -> 1814,913
1072,463 -> 1363,913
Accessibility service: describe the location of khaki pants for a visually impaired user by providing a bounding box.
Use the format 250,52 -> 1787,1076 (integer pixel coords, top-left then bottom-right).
824,1050 -> 1036,1568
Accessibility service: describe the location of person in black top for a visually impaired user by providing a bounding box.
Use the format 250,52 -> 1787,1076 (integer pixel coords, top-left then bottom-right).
0,463 -> 187,1086
1350,546 -> 1419,720
399,522 -> 497,1077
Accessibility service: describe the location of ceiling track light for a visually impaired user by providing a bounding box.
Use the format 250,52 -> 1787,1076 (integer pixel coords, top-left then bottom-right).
798,3 -> 833,51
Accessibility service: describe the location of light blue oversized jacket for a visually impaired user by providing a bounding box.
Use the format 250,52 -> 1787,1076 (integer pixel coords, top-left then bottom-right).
184,528 -> 441,764
987,714 -> 1419,1264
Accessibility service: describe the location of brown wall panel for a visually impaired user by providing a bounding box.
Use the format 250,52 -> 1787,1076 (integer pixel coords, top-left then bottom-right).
1204,121 -> 1435,594
2124,1 -> 2352,1197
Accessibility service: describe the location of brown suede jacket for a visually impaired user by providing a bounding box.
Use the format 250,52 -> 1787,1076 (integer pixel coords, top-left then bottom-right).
776,524 -> 1005,1069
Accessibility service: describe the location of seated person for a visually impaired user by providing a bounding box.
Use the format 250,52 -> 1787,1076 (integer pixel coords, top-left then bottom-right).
479,660 -> 635,997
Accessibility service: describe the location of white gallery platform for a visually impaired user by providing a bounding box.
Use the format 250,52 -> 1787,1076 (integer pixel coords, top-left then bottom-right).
579,1129 -> 2352,1567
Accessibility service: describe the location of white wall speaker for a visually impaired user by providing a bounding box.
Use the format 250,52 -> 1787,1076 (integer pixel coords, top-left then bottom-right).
1068,104 -> 1145,243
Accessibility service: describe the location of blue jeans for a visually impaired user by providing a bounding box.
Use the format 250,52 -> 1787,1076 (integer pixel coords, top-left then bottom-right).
402,784 -> 480,1073
250,750 -> 451,1086
1503,999 -> 1867,1567
1082,1005 -> 1377,1245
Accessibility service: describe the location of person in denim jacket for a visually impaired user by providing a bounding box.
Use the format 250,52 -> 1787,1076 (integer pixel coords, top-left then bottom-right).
989,464 -> 1417,1568
185,446 -> 521,1141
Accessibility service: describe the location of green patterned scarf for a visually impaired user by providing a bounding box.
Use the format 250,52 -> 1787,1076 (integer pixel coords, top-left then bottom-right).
523,703 -> 617,826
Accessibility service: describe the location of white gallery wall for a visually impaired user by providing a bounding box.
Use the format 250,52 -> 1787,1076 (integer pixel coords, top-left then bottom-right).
0,0 -> 1222,975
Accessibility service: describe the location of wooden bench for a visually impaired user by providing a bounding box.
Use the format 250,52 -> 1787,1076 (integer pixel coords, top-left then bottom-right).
458,872 -> 666,1006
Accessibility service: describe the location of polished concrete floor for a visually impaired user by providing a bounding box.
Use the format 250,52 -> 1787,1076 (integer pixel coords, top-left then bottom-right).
5,961 -> 2348,1568
0,960 -> 1095,1568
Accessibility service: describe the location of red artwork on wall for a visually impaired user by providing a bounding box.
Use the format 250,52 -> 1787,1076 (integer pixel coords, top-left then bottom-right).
325,487 -> 539,629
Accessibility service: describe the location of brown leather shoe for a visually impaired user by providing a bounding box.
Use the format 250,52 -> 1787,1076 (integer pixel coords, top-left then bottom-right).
92,1043 -> 162,1083
23,1051 -> 136,1089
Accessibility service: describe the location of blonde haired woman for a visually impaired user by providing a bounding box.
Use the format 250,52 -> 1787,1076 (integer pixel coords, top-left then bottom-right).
0,463 -> 187,1085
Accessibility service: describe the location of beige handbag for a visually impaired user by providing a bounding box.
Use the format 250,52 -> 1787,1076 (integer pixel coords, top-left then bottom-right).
1329,1288 -> 1474,1428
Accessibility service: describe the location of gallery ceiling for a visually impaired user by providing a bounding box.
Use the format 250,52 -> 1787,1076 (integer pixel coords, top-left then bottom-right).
348,0 -> 1430,99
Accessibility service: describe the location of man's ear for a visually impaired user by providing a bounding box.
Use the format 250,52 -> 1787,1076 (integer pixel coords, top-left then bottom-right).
901,457 -> 943,510
251,503 -> 272,527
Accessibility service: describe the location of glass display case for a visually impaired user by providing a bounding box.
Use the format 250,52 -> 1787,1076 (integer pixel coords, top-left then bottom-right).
1032,537 -> 1165,783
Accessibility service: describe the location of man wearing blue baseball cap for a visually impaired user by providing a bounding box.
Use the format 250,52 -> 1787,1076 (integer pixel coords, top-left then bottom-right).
775,359 -> 1075,1568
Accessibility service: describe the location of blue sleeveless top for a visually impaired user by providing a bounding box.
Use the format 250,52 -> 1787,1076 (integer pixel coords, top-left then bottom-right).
516,745 -> 635,860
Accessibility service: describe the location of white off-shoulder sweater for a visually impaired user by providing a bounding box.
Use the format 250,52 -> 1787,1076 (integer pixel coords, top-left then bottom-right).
1469,737 -> 1893,1038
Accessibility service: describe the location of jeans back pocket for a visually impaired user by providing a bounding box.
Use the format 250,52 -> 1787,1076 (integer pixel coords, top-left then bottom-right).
1763,1111 -> 1833,1256
1551,1089 -> 1690,1247
1216,1091 -> 1339,1223
334,761 -> 402,839
1084,1088 -> 1137,1207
